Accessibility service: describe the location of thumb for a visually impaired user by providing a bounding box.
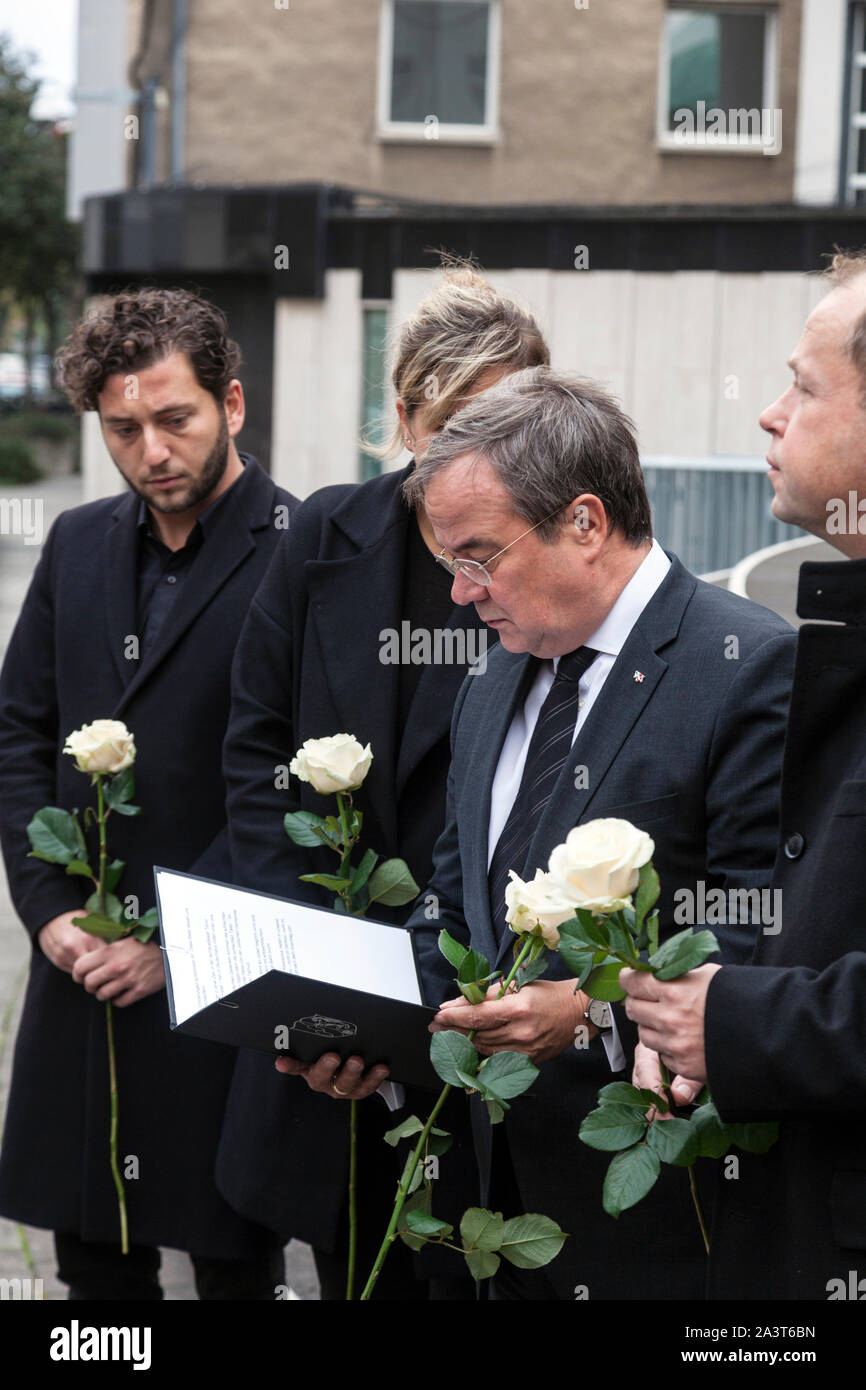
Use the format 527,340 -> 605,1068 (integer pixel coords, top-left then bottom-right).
671,1075 -> 698,1105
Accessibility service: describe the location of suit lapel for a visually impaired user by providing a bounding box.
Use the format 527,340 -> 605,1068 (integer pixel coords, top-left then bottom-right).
102,494 -> 140,691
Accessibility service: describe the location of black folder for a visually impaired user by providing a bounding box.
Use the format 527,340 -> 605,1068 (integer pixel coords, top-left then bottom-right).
155,867 -> 440,1090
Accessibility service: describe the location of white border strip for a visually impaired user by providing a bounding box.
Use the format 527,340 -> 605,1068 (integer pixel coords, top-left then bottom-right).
728,535 -> 821,598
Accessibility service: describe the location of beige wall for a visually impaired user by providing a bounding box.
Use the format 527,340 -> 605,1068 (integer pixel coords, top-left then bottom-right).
172,0 -> 800,206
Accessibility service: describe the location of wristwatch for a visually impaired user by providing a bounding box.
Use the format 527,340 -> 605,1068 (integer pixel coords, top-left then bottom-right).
584,998 -> 613,1032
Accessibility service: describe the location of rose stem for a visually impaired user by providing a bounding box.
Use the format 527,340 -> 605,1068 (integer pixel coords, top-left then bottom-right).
358,935 -> 536,1299
658,1058 -> 709,1254
96,773 -> 127,1254
345,1098 -> 359,1299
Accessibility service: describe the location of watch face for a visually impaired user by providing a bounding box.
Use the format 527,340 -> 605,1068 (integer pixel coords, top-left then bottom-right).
588,999 -> 612,1030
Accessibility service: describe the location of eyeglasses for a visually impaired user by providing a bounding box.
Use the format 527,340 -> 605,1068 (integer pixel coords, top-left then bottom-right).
434,506 -> 564,587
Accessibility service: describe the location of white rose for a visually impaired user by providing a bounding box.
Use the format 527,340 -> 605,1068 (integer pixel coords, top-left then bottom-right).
504,869 -> 580,948
548,818 -> 654,916
63,719 -> 136,775
289,734 -> 373,795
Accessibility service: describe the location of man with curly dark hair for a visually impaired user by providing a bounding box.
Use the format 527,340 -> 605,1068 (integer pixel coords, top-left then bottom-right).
0,287 -> 298,1299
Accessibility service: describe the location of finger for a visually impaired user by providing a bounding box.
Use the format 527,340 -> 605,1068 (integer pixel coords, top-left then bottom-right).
619,968 -> 661,1001
671,1074 -> 701,1105
437,996 -> 466,1010
274,1056 -> 305,1076
95,975 -> 129,1002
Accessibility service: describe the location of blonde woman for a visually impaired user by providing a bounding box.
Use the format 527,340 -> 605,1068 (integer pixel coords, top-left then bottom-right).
216,265 -> 549,1300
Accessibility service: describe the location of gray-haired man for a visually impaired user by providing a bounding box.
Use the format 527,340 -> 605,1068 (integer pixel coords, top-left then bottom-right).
281,367 -> 796,1300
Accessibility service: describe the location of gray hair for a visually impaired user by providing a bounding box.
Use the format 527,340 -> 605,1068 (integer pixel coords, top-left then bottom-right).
402,366 -> 652,544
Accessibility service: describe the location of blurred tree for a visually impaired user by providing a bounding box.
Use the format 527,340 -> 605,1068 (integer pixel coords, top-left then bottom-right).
0,35 -> 79,400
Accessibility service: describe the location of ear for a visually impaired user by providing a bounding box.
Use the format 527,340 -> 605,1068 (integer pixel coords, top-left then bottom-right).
223,379 -> 245,438
567,494 -> 609,554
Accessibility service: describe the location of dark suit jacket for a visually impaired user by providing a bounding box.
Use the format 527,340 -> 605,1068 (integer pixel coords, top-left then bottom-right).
706,557 -> 866,1299
0,456 -> 298,1255
408,554 -> 796,1300
215,465 -> 489,1253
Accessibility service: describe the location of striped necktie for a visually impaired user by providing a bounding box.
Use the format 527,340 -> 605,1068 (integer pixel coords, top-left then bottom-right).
488,646 -> 598,942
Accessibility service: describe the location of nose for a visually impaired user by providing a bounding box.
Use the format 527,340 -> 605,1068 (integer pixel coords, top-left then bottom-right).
450,567 -> 489,607
140,424 -> 172,468
759,386 -> 790,439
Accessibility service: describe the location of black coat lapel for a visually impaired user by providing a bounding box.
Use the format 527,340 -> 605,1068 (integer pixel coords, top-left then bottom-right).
305,483 -> 408,845
395,604 -> 492,800
114,462 -> 272,715
102,493 -> 140,690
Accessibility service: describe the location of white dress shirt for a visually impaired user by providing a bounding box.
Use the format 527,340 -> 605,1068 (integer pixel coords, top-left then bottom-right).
487,539 -> 672,1072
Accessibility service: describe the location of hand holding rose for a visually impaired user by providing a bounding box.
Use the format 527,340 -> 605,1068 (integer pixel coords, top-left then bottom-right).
621,963 -> 721,1084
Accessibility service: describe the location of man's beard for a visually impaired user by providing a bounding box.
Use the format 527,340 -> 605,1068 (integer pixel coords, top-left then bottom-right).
141,413 -> 230,513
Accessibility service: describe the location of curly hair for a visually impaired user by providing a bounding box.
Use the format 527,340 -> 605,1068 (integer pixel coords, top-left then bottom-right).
56,287 -> 242,412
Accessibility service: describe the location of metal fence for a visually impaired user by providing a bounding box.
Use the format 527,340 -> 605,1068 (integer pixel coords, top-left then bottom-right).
643,456 -> 799,576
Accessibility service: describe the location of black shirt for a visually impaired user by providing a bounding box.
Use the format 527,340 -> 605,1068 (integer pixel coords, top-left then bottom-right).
136,454 -> 253,655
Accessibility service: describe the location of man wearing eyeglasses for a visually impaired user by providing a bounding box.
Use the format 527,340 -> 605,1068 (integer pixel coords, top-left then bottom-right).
286,366 -> 796,1301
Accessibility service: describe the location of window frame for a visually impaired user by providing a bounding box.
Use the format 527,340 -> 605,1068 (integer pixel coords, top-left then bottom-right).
376,0 -> 502,145
656,2 -> 780,156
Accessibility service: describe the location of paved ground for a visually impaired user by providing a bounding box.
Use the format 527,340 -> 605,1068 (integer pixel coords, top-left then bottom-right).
0,471 -> 319,1300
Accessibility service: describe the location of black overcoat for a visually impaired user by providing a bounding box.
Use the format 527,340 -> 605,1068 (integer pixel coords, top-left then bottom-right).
707,557 -> 866,1299
215,464 -> 490,1256
0,456 -> 298,1255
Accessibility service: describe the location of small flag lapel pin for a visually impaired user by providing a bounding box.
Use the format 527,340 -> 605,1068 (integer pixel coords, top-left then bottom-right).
633,670 -> 645,683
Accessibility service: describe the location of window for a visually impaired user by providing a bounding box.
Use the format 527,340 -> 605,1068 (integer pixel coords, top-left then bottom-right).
842,2 -> 866,204
378,0 -> 500,142
658,5 -> 779,153
359,306 -> 390,481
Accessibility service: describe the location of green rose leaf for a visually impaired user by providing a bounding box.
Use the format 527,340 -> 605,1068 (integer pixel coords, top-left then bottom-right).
516,955 -> 549,990
486,1099 -> 505,1125
476,1051 -> 539,1102
27,807 -> 86,866
104,859 -> 125,893
460,1207 -> 504,1252
603,1143 -> 662,1218
430,1030 -> 479,1087
606,915 -> 637,960
104,766 -> 135,808
634,862 -> 660,930
597,1081 -> 669,1114
579,1104 -> 649,1152
283,810 -> 329,847
426,1127 -> 453,1158
500,1214 -> 567,1269
85,891 -> 124,924
110,801 -> 140,817
299,873 -> 352,891
438,929 -> 469,969
457,948 -> 492,987
64,859 -> 93,878
320,815 -> 343,848
348,848 -> 378,897
583,960 -> 626,1002
645,1116 -> 700,1166
384,1115 -> 425,1147
463,1248 -> 500,1281
724,1119 -> 780,1155
457,982 -> 486,1005
455,1067 -> 486,1094
691,1100 -> 731,1159
367,858 -> 420,907
72,911 -> 128,942
649,928 -> 719,980
399,1151 -> 426,1197
405,1210 -> 453,1239
557,940 -> 598,987
559,914 -> 609,952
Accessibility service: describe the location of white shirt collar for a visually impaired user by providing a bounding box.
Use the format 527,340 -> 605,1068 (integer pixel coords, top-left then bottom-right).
554,539 -> 671,667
